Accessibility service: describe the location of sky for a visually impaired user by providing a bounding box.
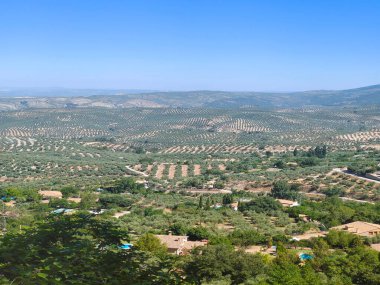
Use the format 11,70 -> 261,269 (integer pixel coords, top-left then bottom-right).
0,0 -> 379,91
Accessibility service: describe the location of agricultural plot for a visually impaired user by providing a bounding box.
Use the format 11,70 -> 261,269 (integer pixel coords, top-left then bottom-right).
0,106 -> 380,188
0,107 -> 379,150
131,162 -> 208,181
319,170 -> 380,201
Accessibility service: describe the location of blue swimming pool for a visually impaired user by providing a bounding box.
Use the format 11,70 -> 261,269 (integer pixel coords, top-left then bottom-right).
299,253 -> 313,260
120,243 -> 133,250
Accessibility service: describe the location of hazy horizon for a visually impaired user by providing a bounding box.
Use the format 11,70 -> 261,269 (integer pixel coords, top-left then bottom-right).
0,82 -> 379,95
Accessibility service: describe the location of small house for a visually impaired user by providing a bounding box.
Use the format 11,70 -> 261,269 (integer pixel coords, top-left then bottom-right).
331,221 -> 380,237
156,234 -> 208,255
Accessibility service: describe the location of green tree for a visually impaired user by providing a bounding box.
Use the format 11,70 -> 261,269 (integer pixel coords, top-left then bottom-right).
188,227 -> 210,241
228,229 -> 265,246
239,196 -> 281,214
135,233 -> 168,257
105,177 -> 144,194
222,194 -> 233,205
99,194 -> 133,208
300,157 -> 318,167
205,197 -> 211,209
271,180 -> 300,200
0,214 -> 178,284
169,223 -> 188,235
184,245 -> 266,285
79,191 -> 98,210
326,230 -> 363,249
274,160 -> 286,169
198,195 -> 204,209
60,186 -> 79,198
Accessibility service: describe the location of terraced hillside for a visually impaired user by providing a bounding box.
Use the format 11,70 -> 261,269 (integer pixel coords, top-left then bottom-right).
1,84 -> 380,110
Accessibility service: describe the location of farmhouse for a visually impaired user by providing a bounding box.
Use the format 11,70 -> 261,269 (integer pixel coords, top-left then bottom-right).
276,199 -> 300,208
156,234 -> 188,255
182,240 -> 209,254
156,234 -> 208,255
331,221 -> 380,237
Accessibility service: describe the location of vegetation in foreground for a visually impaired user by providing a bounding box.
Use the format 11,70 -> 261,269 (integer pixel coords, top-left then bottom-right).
1,213 -> 380,284
1,173 -> 380,284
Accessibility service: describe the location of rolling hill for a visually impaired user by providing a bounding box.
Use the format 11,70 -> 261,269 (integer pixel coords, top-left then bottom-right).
0,84 -> 379,110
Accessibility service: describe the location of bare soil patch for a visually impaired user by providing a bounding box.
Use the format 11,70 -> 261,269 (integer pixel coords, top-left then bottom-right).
181,165 -> 188,177
194,164 -> 201,176
218,164 -> 226,171
156,164 -> 165,179
146,164 -> 153,174
168,164 -> 176,179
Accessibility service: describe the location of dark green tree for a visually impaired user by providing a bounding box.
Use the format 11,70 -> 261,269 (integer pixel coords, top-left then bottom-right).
198,195 -> 204,209
222,194 -> 233,205
135,233 -> 168,257
271,180 -> 300,200
183,245 -> 266,285
205,197 -> 211,209
0,214 -> 179,284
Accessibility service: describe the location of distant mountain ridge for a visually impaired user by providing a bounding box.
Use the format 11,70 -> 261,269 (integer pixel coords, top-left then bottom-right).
0,85 -> 379,110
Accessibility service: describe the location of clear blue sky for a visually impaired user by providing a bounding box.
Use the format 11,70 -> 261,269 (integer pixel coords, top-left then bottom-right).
1,0 -> 379,91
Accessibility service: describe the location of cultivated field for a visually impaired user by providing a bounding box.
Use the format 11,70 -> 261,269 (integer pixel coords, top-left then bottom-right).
1,107 -> 380,192
1,107 -> 379,149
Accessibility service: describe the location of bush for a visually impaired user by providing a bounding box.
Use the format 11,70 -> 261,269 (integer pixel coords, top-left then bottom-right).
188,227 -> 211,241
135,233 -> 168,257
324,187 -> 343,197
347,163 -> 376,176
228,229 -> 266,246
271,180 -> 300,200
299,157 -> 318,167
104,178 -> 145,194
326,230 -> 363,249
169,223 -> 188,235
183,245 -> 267,284
60,186 -> 79,198
182,177 -> 204,188
239,196 -> 282,214
99,195 -> 133,208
